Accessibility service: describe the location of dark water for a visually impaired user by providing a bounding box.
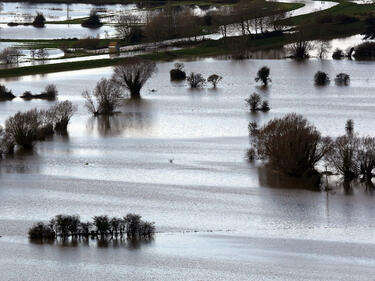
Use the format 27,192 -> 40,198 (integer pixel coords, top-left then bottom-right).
1,59 -> 375,280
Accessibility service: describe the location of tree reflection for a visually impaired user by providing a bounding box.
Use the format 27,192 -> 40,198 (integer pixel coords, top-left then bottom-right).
30,236 -> 153,250
86,99 -> 153,137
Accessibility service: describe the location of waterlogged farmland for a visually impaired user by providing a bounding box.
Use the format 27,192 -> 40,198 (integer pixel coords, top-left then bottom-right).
1,59 -> 375,280
1,0 -> 375,280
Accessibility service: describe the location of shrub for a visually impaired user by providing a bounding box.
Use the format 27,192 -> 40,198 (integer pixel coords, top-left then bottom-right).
314,71 -> 330,86
83,78 -> 123,115
335,73 -> 350,86
28,222 -> 55,240
32,12 -> 46,27
255,66 -> 271,86
41,84 -> 58,99
5,109 -> 41,148
187,72 -> 206,88
48,101 -> 76,132
207,74 -> 223,88
112,59 -> 156,99
21,91 -> 33,99
332,48 -> 344,59
260,101 -> 270,112
251,113 -> 330,177
81,10 -> 103,28
246,93 -> 261,112
170,63 -> 186,80
0,84 -> 15,100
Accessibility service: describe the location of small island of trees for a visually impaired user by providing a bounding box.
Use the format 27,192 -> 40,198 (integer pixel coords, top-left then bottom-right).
28,214 -> 155,243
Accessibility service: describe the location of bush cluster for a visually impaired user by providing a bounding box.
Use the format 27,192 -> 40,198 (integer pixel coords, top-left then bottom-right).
245,93 -> 270,112
28,214 -> 155,241
2,101 -> 76,151
249,115 -> 375,184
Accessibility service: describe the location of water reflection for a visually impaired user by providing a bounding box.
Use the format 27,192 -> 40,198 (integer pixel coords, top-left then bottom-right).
30,236 -> 153,250
257,165 -> 321,191
86,99 -> 153,137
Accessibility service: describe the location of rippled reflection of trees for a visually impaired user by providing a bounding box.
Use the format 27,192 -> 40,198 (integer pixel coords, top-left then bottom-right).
30,236 -> 153,250
86,100 -> 153,137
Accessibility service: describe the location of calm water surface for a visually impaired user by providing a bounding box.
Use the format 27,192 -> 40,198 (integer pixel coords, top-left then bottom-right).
1,59 -> 375,280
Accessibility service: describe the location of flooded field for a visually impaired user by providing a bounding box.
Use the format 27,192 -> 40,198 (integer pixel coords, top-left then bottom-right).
1,59 -> 375,280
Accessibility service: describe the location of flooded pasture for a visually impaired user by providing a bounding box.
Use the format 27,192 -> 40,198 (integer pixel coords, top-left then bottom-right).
1,59 -> 375,280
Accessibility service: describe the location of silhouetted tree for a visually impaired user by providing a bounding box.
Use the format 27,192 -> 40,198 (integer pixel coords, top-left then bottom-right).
170,63 -> 186,80
32,12 -> 46,27
335,73 -> 350,86
246,93 -> 261,112
83,78 -> 123,115
314,71 -> 330,86
255,66 -> 271,86
207,74 -> 223,88
5,109 -> 41,148
112,59 -> 156,99
187,72 -> 206,88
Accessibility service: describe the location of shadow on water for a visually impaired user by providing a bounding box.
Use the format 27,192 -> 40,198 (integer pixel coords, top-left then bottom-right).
0,148 -> 40,174
30,236 -> 154,250
86,99 -> 153,137
257,165 -> 321,191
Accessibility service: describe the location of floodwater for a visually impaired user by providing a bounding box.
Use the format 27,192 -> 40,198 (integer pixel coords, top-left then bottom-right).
1,59 -> 375,280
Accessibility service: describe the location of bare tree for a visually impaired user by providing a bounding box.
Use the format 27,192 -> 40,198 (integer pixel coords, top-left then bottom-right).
207,74 -> 223,88
112,59 -> 156,99
317,40 -> 331,59
5,109 -> 41,148
187,72 -> 206,88
83,78 -> 123,115
115,14 -> 140,41
0,48 -> 23,64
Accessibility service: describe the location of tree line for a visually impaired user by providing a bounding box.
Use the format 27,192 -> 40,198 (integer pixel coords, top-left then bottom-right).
28,214 -> 155,241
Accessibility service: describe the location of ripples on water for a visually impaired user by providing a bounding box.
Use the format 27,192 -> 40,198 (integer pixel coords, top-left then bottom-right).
1,59 -> 375,280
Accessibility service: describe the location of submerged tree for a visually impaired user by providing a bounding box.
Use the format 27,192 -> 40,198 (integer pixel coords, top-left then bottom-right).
207,74 -> 223,88
170,63 -> 186,81
112,59 -> 156,99
250,113 -> 330,177
314,71 -> 330,86
335,73 -> 350,86
5,109 -> 41,148
83,78 -> 123,115
186,72 -> 206,88
48,100 -> 77,132
255,66 -> 271,86
32,12 -> 46,27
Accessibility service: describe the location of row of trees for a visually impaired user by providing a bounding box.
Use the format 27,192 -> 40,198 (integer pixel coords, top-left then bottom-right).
0,100 -> 76,153
28,214 -> 155,241
114,0 -> 289,44
248,114 -> 375,183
